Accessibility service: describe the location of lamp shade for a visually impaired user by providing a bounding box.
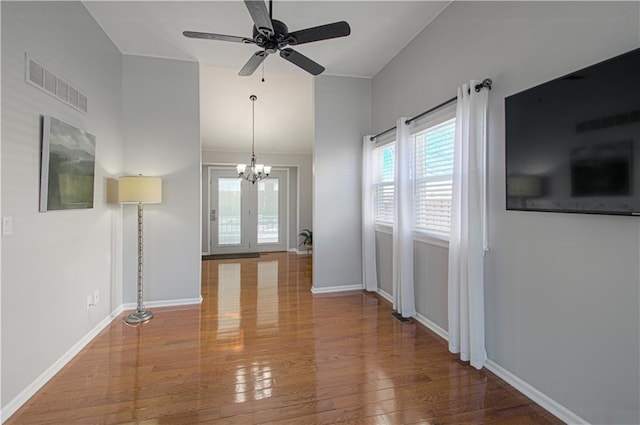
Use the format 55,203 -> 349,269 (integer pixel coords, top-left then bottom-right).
118,176 -> 162,204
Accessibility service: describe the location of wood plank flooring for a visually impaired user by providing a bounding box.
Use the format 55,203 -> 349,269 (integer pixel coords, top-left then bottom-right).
6,252 -> 563,424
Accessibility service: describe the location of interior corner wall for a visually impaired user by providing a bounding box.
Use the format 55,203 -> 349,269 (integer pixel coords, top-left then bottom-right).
1,0 -> 124,410
313,76 -> 371,290
122,55 -> 201,304
371,2 -> 640,424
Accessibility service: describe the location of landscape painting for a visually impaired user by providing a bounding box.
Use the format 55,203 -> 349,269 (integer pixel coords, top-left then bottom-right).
40,116 -> 96,211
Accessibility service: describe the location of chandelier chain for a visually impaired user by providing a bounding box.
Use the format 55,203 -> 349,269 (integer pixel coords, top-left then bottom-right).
252,95 -> 256,157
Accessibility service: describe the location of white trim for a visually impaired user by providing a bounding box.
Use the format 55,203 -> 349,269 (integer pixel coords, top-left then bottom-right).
288,248 -> 310,255
375,224 -> 393,235
414,312 -> 449,341
376,288 -> 394,304
1,305 -> 124,423
484,360 -> 589,425
311,284 -> 363,294
122,296 -> 202,310
375,226 -> 449,249
405,309 -> 587,425
414,232 -> 449,249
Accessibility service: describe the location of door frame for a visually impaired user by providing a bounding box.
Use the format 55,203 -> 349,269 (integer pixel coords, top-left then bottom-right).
206,165 -> 291,254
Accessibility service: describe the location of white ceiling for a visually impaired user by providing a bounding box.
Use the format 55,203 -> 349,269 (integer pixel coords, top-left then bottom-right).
84,1 -> 450,153
200,66 -> 314,154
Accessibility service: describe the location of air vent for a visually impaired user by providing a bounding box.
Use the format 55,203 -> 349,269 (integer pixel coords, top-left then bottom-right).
25,54 -> 88,113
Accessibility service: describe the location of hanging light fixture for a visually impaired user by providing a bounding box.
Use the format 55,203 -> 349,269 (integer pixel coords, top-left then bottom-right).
237,95 -> 271,184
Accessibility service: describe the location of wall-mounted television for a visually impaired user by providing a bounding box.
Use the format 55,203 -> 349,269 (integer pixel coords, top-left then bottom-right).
505,47 -> 640,215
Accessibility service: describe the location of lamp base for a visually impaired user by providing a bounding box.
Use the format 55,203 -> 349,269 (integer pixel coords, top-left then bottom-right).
125,310 -> 154,324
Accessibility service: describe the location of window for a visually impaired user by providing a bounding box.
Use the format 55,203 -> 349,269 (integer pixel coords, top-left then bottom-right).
413,118 -> 456,238
371,110 -> 455,240
373,142 -> 395,224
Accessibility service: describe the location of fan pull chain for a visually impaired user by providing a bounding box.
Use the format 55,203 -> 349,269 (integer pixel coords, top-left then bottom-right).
261,62 -> 265,83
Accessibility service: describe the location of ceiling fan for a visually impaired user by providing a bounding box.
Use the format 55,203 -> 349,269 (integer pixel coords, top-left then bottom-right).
183,0 -> 351,76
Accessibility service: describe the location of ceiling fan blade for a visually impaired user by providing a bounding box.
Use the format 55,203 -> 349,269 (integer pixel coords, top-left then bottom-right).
288,21 -> 351,45
279,48 -> 325,75
183,31 -> 254,44
239,51 -> 268,76
244,0 -> 274,37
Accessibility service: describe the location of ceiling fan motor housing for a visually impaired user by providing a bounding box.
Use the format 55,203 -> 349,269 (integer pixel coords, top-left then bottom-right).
253,19 -> 289,53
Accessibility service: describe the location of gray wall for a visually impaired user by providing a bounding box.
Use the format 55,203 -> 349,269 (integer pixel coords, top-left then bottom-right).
313,76 -> 371,290
371,2 -> 640,423
122,55 -> 201,303
201,150 -> 312,253
1,1 -> 124,406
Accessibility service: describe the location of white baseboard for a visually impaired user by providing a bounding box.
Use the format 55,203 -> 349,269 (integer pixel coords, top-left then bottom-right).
2,296 -> 202,423
311,284 -> 363,294
484,360 -> 589,425
407,309 -> 586,425
414,312 -> 449,342
122,296 -> 203,310
1,305 -> 124,423
288,248 -> 310,255
376,288 -> 394,304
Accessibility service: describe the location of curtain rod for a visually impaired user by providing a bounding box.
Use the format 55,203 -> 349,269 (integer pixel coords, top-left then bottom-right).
369,79 -> 492,142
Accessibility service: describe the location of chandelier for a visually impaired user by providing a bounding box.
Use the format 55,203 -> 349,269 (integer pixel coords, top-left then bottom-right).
237,95 -> 271,184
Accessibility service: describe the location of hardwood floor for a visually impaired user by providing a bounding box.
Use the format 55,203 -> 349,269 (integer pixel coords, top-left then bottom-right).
7,252 -> 562,424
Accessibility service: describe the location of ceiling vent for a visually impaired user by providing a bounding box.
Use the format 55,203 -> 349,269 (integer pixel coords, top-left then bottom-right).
25,54 -> 88,114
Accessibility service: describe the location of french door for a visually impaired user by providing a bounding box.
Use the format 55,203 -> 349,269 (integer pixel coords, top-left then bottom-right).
209,167 -> 288,253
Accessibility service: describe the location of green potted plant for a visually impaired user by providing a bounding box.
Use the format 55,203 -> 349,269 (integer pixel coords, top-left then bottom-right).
298,229 -> 312,252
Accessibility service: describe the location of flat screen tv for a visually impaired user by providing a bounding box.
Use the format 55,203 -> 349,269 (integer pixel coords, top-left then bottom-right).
505,47 -> 640,215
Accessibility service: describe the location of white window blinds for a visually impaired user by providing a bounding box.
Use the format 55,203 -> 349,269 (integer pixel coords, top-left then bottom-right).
413,118 -> 455,237
373,143 -> 395,224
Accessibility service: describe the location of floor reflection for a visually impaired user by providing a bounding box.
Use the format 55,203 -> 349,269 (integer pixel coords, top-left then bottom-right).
216,262 -> 243,351
5,252 -> 562,425
234,362 -> 274,403
257,261 -> 278,327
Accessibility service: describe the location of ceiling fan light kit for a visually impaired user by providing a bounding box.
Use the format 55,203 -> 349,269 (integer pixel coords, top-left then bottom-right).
183,0 -> 351,76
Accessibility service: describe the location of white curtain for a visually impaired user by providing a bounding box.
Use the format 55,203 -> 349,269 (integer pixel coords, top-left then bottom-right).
448,81 -> 489,369
362,135 -> 378,292
392,118 -> 416,318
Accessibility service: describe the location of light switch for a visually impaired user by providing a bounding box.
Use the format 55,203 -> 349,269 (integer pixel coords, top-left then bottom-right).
2,216 -> 13,235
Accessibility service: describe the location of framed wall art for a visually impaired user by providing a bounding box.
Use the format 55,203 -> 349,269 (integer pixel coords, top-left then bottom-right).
40,116 -> 96,211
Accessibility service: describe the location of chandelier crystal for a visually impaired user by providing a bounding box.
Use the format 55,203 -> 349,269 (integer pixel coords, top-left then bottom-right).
237,95 -> 271,184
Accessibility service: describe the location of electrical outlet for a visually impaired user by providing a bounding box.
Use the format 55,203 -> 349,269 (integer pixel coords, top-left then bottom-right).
86,295 -> 93,310
94,290 -> 99,305
2,216 -> 12,236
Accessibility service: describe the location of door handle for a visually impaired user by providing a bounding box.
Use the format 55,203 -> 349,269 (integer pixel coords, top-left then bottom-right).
210,209 -> 216,221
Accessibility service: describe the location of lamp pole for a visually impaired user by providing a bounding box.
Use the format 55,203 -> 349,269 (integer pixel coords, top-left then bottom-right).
126,202 -> 153,324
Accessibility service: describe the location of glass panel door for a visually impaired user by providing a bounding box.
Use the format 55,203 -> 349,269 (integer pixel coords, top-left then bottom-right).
210,169 -> 250,253
257,178 -> 279,244
218,178 -> 242,245
255,170 -> 287,252
209,167 -> 288,254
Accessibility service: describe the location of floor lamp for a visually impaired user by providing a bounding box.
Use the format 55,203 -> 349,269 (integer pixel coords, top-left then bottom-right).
119,175 -> 162,324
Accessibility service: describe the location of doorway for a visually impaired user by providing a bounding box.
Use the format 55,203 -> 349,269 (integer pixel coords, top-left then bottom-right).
208,167 -> 288,254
